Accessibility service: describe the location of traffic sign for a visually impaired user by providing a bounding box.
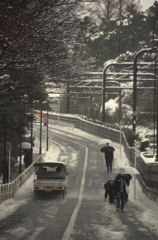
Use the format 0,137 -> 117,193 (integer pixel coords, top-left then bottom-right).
37,112 -> 44,117
6,142 -> 12,151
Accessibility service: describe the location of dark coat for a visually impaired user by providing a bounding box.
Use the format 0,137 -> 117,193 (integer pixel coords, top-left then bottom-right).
125,174 -> 132,186
104,180 -> 115,192
104,180 -> 116,202
24,149 -> 32,168
100,146 -> 115,161
114,174 -> 130,193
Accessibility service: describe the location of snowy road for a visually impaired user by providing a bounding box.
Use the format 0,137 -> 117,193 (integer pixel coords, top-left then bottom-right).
0,126 -> 158,240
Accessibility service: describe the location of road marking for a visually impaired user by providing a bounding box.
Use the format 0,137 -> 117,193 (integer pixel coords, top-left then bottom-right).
37,129 -> 89,239
61,145 -> 88,240
28,227 -> 45,240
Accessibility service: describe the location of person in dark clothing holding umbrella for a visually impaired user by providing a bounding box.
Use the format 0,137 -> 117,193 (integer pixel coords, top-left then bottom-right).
100,142 -> 115,172
114,170 -> 131,212
23,149 -> 32,168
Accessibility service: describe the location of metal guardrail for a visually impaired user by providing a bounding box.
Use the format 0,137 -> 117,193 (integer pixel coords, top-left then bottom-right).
0,155 -> 43,203
49,119 -> 74,130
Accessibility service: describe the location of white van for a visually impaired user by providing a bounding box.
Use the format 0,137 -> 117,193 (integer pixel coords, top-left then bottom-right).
33,161 -> 68,198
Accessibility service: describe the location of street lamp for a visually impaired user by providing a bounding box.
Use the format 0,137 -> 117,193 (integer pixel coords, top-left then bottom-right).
3,104 -> 7,183
103,62 -> 115,122
39,106 -> 42,155
30,105 -> 33,163
57,98 -> 60,125
132,48 -> 158,136
19,94 -> 29,174
39,100 -> 48,155
42,100 -> 49,152
46,101 -> 49,151
19,107 -> 22,174
104,80 -> 122,157
67,82 -> 70,113
133,48 -> 158,164
102,61 -> 133,122
30,100 -> 39,162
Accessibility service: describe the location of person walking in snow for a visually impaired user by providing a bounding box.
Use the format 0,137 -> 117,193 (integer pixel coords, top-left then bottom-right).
104,180 -> 116,203
100,142 -> 115,172
114,171 -> 130,212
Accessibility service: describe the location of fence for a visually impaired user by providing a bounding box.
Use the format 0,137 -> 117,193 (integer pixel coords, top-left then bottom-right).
49,119 -> 74,130
0,155 -> 43,203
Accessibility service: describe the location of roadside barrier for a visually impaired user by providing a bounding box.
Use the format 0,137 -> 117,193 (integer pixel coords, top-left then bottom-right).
49,119 -> 74,130
0,155 -> 43,203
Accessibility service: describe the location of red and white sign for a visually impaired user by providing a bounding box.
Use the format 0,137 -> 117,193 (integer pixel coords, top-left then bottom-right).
6,142 -> 12,151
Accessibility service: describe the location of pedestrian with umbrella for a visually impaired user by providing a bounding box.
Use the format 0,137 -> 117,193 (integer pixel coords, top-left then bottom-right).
99,140 -> 115,172
114,168 -> 130,212
113,166 -> 140,200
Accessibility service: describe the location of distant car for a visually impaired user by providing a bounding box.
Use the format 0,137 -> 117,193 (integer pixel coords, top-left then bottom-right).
33,161 -> 68,198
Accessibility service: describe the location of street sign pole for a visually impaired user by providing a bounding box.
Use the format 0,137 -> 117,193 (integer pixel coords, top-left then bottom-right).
134,140 -> 141,199
8,150 -> 11,183
6,142 -> 12,183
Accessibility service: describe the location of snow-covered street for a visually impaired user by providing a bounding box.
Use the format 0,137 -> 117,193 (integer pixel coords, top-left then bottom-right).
0,126 -> 158,240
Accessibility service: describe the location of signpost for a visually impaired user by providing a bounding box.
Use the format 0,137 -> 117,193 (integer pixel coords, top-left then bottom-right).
119,120 -> 124,158
43,115 -> 48,126
6,141 -> 12,183
134,140 -> 141,199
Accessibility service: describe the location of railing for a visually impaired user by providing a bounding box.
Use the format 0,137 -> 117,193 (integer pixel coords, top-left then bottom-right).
0,155 -> 43,203
49,119 -> 74,130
